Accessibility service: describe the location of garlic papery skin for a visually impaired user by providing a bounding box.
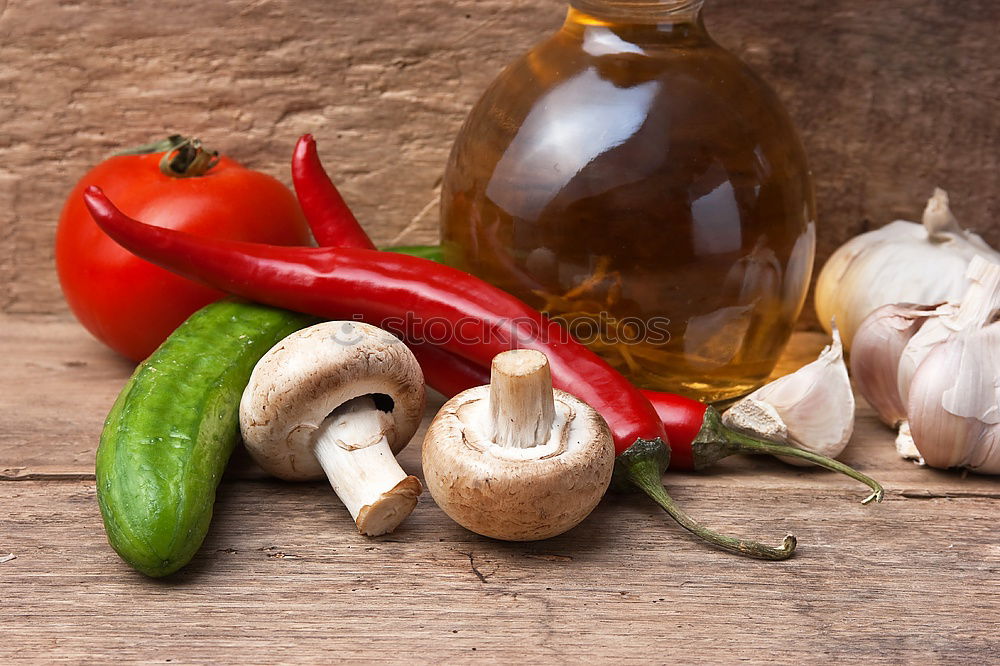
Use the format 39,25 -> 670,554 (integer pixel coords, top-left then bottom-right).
722,326 -> 855,465
850,302 -> 952,427
897,256 -> 1000,409
907,324 -> 1000,474
814,188 -> 1000,350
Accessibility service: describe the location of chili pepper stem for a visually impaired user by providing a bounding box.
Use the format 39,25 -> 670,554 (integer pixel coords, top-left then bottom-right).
617,439 -> 797,561
693,408 -> 885,505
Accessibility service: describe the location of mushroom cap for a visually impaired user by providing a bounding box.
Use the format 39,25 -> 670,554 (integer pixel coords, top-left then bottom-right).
422,385 -> 615,541
240,321 -> 425,481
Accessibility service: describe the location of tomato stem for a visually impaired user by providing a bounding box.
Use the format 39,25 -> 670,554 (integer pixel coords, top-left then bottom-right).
159,137 -> 220,178
112,135 -> 219,178
616,438 -> 797,560
114,135 -> 186,156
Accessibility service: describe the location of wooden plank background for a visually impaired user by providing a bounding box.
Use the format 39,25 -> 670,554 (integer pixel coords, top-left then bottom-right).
1,0 -> 999,324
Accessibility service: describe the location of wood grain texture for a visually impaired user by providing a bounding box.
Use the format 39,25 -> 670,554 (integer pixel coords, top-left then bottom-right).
3,480 -> 999,662
1,0 -> 998,323
2,323 -> 1000,661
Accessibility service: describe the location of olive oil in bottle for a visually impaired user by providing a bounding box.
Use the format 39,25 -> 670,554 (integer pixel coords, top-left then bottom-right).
441,0 -> 816,401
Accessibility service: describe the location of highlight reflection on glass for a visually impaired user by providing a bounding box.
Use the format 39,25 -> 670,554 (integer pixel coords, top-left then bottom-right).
442,5 -> 816,401
488,68 -> 659,220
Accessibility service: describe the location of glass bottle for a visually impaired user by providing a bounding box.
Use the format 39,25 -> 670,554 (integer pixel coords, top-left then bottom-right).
440,0 -> 816,402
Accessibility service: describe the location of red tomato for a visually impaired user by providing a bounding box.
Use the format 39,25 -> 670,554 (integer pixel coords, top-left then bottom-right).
56,143 -> 313,361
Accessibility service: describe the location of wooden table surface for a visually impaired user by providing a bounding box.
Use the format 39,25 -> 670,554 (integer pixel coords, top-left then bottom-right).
2,317 -> 997,663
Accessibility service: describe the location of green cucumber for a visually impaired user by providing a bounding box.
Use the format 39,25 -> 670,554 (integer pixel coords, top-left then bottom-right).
96,300 -> 314,577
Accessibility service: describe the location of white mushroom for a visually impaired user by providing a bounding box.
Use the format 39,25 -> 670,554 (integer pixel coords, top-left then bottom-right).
422,349 -> 615,541
240,321 -> 425,536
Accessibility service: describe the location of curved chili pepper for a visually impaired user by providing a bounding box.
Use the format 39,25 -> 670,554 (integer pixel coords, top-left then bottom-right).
291,139 -> 883,502
86,187 -> 659,449
293,134 -> 483,398
85,185 -> 798,560
290,135 -> 375,250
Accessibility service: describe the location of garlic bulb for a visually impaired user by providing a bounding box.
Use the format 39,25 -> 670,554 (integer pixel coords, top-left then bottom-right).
850,302 -> 953,427
723,326 -> 854,465
907,323 -> 1000,473
815,189 -> 1000,350
897,256 -> 1000,408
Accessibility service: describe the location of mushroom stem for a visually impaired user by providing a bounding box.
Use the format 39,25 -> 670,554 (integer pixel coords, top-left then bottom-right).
489,350 -> 556,449
313,396 -> 422,536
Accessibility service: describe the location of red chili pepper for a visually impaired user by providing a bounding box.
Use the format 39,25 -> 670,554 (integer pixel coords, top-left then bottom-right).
290,138 -> 883,503
290,135 -> 375,250
85,185 -> 802,560
292,134 -> 488,399
87,187 -> 660,449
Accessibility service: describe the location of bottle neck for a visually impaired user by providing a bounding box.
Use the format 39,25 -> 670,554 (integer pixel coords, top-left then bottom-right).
569,0 -> 704,24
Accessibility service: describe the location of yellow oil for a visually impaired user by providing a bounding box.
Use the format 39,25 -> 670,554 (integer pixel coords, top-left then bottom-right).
441,5 -> 816,402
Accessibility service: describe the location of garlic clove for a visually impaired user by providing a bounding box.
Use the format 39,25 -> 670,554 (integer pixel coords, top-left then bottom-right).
723,325 -> 855,465
897,256 -> 1000,408
720,398 -> 788,444
850,302 -> 952,427
907,324 -> 1000,474
814,189 -> 1000,350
